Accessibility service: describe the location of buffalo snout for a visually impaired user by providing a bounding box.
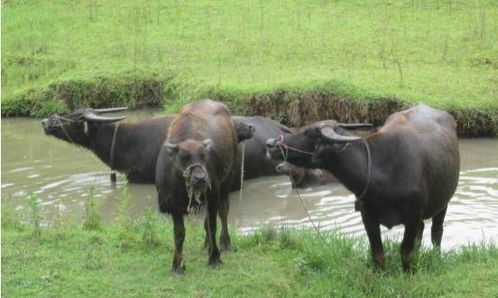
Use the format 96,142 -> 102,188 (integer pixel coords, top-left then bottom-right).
192,168 -> 207,184
266,138 -> 278,149
189,166 -> 209,191
275,162 -> 289,174
266,138 -> 285,162
41,118 -> 57,134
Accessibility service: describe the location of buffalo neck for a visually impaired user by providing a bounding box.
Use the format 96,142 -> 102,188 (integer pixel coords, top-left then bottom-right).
87,123 -> 117,168
324,140 -> 372,199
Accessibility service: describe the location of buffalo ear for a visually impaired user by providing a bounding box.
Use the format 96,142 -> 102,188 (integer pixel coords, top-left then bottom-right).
203,139 -> 213,151
319,126 -> 362,143
164,142 -> 179,155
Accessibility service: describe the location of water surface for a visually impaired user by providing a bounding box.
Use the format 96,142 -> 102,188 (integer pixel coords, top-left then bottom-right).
2,111 -> 497,250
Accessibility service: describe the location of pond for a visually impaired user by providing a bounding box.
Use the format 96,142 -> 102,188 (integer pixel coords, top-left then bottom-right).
2,110 -> 497,250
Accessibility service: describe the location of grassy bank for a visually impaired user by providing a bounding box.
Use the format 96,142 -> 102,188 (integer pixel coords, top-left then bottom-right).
2,0 -> 498,135
2,192 -> 498,297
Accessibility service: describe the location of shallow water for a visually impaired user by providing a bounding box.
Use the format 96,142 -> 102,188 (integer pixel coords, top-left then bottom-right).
2,111 -> 497,250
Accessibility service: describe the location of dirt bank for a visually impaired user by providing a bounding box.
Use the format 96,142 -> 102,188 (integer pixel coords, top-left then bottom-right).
2,78 -> 496,137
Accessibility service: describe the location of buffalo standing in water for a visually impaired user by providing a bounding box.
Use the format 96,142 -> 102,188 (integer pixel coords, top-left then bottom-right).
275,161 -> 337,188
43,110 -> 321,187
267,104 -> 460,272
42,109 -> 327,188
41,109 -> 253,184
156,99 -> 240,274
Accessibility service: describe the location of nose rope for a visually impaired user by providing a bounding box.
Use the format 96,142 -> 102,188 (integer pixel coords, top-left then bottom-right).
56,117 -> 105,170
180,163 -> 211,215
276,135 -> 315,158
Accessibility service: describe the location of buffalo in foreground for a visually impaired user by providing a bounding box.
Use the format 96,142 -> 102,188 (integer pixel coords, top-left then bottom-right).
156,99 -> 240,274
266,104 -> 460,272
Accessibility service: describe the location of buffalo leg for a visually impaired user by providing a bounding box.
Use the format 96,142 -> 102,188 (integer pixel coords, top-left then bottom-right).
203,218 -> 210,252
431,207 -> 447,248
171,213 -> 186,275
206,198 -> 221,268
416,220 -> 425,247
400,221 -> 419,273
218,193 -> 231,253
360,208 -> 385,271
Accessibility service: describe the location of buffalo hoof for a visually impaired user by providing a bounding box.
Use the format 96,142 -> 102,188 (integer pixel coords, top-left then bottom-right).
220,243 -> 232,253
171,264 -> 185,275
402,261 -> 416,274
202,240 -> 210,252
208,258 -> 222,269
171,258 -> 186,275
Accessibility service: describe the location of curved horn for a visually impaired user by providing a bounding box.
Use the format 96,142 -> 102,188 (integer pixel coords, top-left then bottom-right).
339,123 -> 374,130
93,107 -> 128,114
164,142 -> 179,155
82,112 -> 126,123
320,126 -> 362,143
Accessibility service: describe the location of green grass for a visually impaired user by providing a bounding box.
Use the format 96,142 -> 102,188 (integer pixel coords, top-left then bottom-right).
3,221 -> 498,297
2,0 -> 498,118
2,205 -> 498,297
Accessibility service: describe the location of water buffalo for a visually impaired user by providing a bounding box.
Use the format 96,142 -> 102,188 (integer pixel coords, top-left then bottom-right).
156,99 -> 240,274
42,107 -> 172,183
266,104 -> 460,272
41,109 -> 253,184
275,162 -> 337,188
42,109 -> 329,188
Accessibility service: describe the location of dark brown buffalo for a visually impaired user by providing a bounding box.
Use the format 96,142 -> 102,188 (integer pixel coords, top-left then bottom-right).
275,161 -> 337,188
266,104 -> 460,272
42,107 -> 173,183
155,99 -> 240,274
42,109 -> 330,188
41,109 -> 252,184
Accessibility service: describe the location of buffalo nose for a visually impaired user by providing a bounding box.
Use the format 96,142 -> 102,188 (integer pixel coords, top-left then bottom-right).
192,171 -> 206,183
266,138 -> 277,149
41,118 -> 49,127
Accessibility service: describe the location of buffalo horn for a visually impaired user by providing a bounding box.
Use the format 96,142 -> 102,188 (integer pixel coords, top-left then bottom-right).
93,107 -> 129,113
82,112 -> 126,123
320,126 -> 362,143
164,142 -> 179,155
339,123 -> 374,130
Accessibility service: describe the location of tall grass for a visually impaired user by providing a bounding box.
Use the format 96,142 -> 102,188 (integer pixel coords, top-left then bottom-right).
2,205 -> 498,297
2,0 -> 497,115
82,186 -> 102,231
27,192 -> 43,236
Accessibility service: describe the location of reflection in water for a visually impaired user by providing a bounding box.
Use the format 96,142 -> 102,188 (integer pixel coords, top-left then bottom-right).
2,114 -> 498,250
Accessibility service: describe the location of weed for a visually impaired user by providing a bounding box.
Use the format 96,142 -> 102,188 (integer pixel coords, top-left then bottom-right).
27,192 -> 42,236
141,208 -> 160,246
82,186 -> 102,231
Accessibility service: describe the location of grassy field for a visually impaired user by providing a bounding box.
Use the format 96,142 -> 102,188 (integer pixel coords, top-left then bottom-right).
2,0 -> 497,122
2,198 -> 498,298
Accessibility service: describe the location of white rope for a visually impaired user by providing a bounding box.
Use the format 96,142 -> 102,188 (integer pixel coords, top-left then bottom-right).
238,142 -> 245,201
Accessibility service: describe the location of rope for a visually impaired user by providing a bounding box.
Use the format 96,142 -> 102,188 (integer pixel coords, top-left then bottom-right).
357,140 -> 371,201
238,142 -> 245,201
277,134 -> 314,157
180,163 -> 211,215
109,122 -> 120,170
293,187 -> 362,274
279,135 -> 372,274
56,117 -> 106,170
294,187 -> 330,245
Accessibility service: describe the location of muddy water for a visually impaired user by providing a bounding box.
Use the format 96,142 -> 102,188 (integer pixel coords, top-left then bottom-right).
2,111 -> 498,250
